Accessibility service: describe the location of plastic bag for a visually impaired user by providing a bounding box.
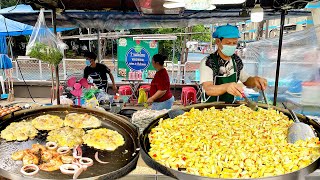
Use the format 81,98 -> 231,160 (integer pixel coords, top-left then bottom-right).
138,88 -> 147,104
85,97 -> 99,108
53,95 -> 73,105
26,9 -> 67,65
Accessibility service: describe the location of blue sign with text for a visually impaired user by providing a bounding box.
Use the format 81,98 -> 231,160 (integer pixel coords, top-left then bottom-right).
125,47 -> 150,71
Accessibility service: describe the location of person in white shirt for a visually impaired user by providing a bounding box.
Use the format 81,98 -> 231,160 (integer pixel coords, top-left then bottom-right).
200,24 -> 267,103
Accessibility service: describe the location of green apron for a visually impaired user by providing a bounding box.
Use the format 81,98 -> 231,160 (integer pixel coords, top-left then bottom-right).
202,57 -> 237,103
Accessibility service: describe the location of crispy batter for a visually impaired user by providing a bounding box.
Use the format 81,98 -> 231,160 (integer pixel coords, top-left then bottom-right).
31,114 -> 64,131
64,113 -> 101,129
38,156 -> 63,171
83,128 -> 124,151
47,127 -> 85,147
1,121 -> 38,141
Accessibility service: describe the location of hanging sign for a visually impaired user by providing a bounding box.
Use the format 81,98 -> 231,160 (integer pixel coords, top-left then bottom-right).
125,47 -> 150,71
117,38 -> 158,77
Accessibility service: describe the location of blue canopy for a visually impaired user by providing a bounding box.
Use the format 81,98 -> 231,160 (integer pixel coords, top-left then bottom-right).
0,36 -> 7,54
0,4 -> 75,36
0,5 -> 34,36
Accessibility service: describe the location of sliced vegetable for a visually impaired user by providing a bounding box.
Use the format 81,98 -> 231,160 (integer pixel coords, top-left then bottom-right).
57,146 -> 71,155
95,151 -> 109,164
73,145 -> 82,159
60,164 -> 80,175
20,164 -> 39,176
46,142 -> 58,150
79,157 -> 93,167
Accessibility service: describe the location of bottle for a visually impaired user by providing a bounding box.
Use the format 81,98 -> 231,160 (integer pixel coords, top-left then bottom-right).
88,76 -> 93,84
129,70 -> 133,80
138,71 -> 142,80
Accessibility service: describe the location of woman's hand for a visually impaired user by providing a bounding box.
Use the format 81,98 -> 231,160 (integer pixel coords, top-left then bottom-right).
147,98 -> 154,104
112,85 -> 118,93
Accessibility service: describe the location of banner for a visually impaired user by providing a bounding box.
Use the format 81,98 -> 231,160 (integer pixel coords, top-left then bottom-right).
117,38 -> 158,77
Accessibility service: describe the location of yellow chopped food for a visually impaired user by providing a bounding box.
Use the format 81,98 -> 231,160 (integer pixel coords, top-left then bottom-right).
1,121 -> 38,141
47,127 -> 84,147
32,114 -> 64,131
83,128 -> 125,151
149,106 -> 320,178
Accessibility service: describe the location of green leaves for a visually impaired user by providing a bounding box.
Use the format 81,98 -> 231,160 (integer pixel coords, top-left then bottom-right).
28,43 -> 63,65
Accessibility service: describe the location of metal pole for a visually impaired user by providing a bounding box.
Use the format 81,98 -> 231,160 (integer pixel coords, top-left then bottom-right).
210,24 -> 213,53
97,30 -> 101,63
88,28 -> 91,51
52,8 -> 60,105
273,10 -> 286,106
265,20 -> 269,39
39,60 -> 43,80
172,41 -> 175,83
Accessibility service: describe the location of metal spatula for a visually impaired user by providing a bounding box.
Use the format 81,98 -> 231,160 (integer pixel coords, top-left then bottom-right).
282,103 -> 316,143
261,90 -> 270,108
168,109 -> 185,119
242,93 -> 258,111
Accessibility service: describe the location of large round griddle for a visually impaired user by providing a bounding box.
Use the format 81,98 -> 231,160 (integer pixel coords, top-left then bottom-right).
140,102 -> 320,180
0,105 -> 140,180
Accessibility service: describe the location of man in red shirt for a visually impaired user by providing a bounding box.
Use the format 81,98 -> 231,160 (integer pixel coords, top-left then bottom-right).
147,54 -> 174,110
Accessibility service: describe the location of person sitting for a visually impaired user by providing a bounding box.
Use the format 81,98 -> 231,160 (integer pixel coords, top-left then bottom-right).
147,54 -> 174,110
83,51 -> 117,93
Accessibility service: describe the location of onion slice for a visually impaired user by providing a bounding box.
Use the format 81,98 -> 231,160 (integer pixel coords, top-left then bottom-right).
60,164 -> 79,175
46,142 -> 58,150
79,157 -> 93,167
73,145 -> 82,159
57,146 -> 71,155
20,164 -> 39,176
95,151 -> 109,164
73,166 -> 84,180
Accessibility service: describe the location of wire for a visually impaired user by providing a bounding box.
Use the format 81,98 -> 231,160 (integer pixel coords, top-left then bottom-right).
59,0 -> 66,11
3,0 -> 36,103
15,59 -> 36,103
273,0 -> 310,9
7,0 -> 20,12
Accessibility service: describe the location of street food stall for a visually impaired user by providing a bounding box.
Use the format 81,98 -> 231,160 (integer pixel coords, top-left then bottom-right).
1,0 -> 320,180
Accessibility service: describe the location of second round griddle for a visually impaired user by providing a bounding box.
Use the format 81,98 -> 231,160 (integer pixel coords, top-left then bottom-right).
0,105 -> 140,180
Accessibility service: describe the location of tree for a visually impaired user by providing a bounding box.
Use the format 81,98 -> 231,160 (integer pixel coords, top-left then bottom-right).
0,0 -> 20,9
129,25 -> 212,63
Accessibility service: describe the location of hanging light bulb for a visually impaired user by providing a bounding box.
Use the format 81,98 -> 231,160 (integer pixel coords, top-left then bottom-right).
163,2 -> 186,8
210,0 -> 246,4
251,4 -> 264,22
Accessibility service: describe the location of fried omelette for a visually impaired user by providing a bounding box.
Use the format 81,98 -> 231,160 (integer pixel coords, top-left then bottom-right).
64,113 -> 101,129
1,121 -> 38,141
83,128 -> 125,151
31,114 -> 64,131
47,127 -> 85,147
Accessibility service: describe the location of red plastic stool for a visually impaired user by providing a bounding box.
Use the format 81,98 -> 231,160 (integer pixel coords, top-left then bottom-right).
119,85 -> 131,90
139,85 -> 151,97
118,85 -> 132,96
181,86 -> 197,106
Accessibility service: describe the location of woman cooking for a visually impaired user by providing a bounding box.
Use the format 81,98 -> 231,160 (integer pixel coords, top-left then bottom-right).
147,54 -> 174,110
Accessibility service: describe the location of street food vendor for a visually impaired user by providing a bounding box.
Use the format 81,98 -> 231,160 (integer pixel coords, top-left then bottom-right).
200,24 -> 267,103
83,51 -> 117,93
147,54 -> 174,110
